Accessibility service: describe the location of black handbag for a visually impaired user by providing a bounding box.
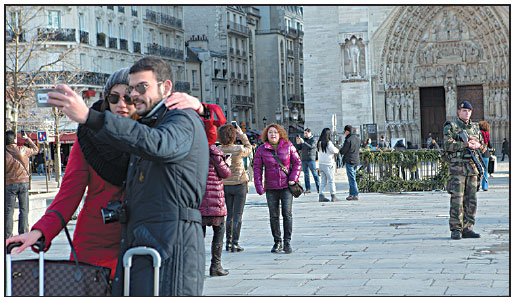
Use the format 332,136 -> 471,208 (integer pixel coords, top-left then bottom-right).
268,149 -> 304,198
6,210 -> 111,296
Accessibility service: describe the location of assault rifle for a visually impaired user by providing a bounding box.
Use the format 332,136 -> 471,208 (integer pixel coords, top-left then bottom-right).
458,130 -> 488,184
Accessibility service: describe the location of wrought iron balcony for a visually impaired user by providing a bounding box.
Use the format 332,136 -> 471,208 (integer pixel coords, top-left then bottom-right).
120,38 -> 128,51
30,71 -> 111,86
228,21 -> 248,35
97,33 -> 106,47
6,29 -> 26,43
109,37 -> 117,49
133,41 -> 141,53
174,81 -> 191,93
37,28 -> 76,42
146,43 -> 184,60
145,9 -> 182,29
79,30 -> 89,44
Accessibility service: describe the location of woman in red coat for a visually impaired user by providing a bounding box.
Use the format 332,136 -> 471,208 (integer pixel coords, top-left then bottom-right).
6,68 -> 136,278
199,105 -> 232,277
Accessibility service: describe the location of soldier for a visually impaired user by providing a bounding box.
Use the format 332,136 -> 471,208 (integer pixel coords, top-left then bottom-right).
443,100 -> 486,240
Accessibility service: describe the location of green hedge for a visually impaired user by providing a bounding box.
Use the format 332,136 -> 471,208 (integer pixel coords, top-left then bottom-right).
356,149 -> 448,192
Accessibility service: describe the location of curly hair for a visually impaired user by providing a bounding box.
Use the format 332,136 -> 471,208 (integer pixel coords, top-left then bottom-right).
479,120 -> 490,132
218,124 -> 237,145
261,123 -> 288,143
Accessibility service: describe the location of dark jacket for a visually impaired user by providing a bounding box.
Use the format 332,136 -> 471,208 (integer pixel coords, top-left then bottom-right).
339,133 -> 360,166
6,138 -> 38,185
502,140 -> 509,154
253,139 -> 302,195
295,136 -> 317,161
85,103 -> 209,296
199,145 -> 231,217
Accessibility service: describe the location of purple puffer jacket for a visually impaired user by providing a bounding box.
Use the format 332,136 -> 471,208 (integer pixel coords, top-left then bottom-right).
253,139 -> 301,195
199,145 -> 231,217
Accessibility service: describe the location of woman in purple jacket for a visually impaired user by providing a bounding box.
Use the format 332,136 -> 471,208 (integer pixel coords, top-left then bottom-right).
253,123 -> 301,254
199,135 -> 232,276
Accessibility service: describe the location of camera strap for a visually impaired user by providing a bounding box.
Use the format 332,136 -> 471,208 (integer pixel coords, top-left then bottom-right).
117,181 -> 126,203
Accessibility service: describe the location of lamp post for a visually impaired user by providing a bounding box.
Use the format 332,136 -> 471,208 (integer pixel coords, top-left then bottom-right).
283,105 -> 289,136
275,108 -> 282,124
232,107 -> 238,122
262,116 -> 267,128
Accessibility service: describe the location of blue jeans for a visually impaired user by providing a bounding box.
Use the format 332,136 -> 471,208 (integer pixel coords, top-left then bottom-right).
301,160 -> 320,192
5,183 -> 30,238
482,157 -> 489,190
345,163 -> 359,197
37,163 -> 45,175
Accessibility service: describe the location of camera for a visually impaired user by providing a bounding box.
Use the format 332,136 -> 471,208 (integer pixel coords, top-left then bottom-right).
231,121 -> 237,128
35,88 -> 65,107
100,200 -> 128,224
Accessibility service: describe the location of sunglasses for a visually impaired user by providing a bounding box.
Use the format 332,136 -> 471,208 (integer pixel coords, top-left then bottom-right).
106,94 -> 134,105
126,82 -> 163,95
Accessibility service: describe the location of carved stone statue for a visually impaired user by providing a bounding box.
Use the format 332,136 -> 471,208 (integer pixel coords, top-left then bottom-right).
495,88 -> 502,117
407,92 -> 414,121
347,37 -> 361,76
501,88 -> 508,118
394,93 -> 401,121
400,93 -> 408,121
446,85 -> 457,114
488,89 -> 495,117
385,92 -> 394,121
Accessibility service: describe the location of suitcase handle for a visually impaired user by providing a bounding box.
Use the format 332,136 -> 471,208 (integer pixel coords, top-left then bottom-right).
6,238 -> 45,254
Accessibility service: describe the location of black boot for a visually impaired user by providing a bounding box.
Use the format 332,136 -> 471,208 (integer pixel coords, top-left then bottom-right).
271,241 -> 283,253
225,223 -> 232,251
283,240 -> 293,254
331,194 -> 339,202
231,242 -> 244,252
462,229 -> 480,238
451,230 -> 461,240
209,243 -> 229,277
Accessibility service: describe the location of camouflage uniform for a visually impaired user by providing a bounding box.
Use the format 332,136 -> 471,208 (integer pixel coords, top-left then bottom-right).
443,117 -> 487,232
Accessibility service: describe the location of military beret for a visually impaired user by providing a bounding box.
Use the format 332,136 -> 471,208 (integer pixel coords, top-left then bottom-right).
458,100 -> 473,110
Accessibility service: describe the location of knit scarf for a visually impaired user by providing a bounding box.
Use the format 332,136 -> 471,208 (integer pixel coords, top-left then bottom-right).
481,130 -> 490,145
77,100 -> 130,186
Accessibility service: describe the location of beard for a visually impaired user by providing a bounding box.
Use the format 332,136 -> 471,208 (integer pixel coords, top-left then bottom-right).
135,91 -> 164,116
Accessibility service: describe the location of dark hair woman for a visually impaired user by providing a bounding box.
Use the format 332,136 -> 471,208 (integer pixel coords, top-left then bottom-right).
317,128 -> 340,202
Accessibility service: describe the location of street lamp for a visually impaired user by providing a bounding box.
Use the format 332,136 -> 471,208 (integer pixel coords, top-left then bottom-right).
291,108 -> 299,121
262,116 -> 267,128
283,105 -> 290,136
275,108 -> 282,123
232,107 -> 238,120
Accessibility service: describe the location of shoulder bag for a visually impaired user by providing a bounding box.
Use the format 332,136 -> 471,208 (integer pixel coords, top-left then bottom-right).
268,149 -> 304,198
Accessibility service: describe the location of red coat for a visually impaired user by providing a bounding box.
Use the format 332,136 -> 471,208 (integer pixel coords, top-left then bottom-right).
31,138 -> 122,279
199,145 -> 231,217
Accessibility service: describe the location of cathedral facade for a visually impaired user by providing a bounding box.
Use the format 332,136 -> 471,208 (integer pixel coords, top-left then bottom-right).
304,6 -> 509,150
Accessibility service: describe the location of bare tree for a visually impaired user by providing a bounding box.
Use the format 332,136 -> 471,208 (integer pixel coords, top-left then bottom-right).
6,6 -> 76,135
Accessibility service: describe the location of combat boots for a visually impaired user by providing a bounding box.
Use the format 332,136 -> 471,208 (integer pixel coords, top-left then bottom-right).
451,230 -> 461,240
462,229 -> 480,238
283,240 -> 293,254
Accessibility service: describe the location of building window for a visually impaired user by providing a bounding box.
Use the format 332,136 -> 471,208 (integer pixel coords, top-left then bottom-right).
48,10 -> 61,28
131,6 -> 138,17
96,19 -> 103,33
132,27 -> 138,41
119,24 -> 125,39
108,22 -> 113,37
79,13 -> 85,31
192,70 -> 197,87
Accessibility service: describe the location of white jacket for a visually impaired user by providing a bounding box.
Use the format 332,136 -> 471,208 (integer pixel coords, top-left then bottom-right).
317,141 -> 339,166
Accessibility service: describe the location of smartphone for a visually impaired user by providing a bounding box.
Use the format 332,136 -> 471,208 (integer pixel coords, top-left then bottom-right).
35,88 -> 65,107
231,121 -> 237,128
225,154 -> 232,160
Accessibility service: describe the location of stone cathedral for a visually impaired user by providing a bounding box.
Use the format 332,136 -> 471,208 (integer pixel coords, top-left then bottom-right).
304,6 -> 509,150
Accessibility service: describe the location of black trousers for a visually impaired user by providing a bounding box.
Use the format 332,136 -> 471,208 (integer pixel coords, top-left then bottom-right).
265,188 -> 293,243
224,183 -> 248,244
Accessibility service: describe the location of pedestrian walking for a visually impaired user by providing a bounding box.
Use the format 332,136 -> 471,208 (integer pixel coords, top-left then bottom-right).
316,128 -> 340,202
253,123 -> 301,254
443,100 -> 486,240
501,138 -> 509,161
35,150 -> 45,175
339,125 -> 361,200
47,56 -> 210,296
479,121 -> 492,191
5,130 -> 39,238
218,124 -> 252,253
295,128 -> 320,194
199,123 -> 232,277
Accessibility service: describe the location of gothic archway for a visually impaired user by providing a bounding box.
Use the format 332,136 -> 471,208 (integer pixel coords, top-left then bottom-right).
379,6 -> 509,148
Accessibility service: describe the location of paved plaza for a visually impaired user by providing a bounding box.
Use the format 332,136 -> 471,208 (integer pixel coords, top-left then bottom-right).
9,162 -> 510,297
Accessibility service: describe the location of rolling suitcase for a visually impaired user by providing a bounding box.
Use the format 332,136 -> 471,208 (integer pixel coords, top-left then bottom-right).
122,247 -> 162,296
5,210 -> 111,296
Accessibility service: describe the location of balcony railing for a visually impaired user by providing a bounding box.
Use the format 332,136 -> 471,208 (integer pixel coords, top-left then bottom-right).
146,43 -> 184,60
37,28 -> 76,42
109,37 -> 117,49
232,95 -> 253,106
133,41 -> 141,53
174,81 -> 191,93
79,30 -> 89,44
228,21 -> 248,35
145,9 -> 182,29
120,38 -> 128,51
30,71 -> 111,86
6,30 -> 27,43
96,33 -> 106,47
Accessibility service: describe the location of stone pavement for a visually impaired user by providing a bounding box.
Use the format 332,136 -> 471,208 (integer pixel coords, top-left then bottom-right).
8,162 -> 510,296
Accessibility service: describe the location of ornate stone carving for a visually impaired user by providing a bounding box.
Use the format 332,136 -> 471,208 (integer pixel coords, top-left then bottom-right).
407,92 -> 414,121
394,93 -> 401,121
342,36 -> 365,79
385,92 -> 394,121
400,92 -> 407,121
495,88 -> 502,118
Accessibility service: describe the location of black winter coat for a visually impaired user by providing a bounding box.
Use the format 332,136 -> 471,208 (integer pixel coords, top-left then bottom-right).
295,136 -> 317,161
339,133 -> 361,166
84,103 -> 209,296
